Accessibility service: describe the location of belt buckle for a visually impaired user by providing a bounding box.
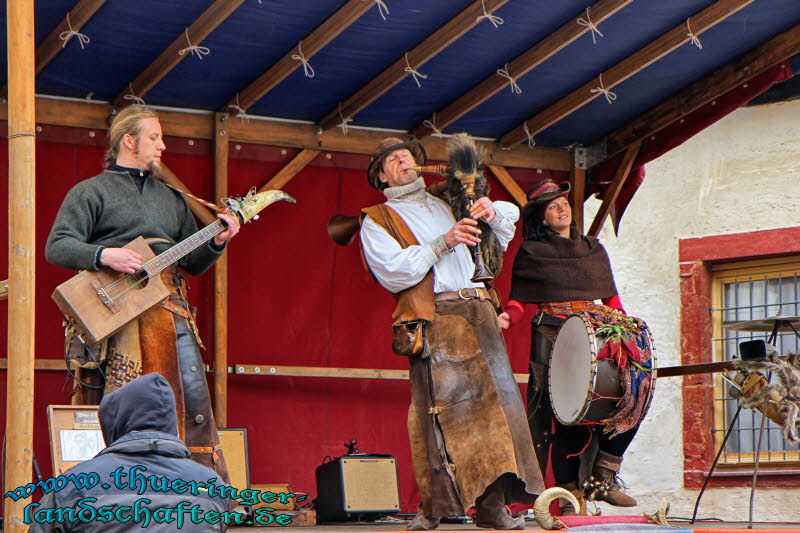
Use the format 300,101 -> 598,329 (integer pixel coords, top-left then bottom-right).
457,288 -> 472,300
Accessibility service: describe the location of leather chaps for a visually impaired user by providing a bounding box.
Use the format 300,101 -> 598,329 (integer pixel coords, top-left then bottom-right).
407,297 -> 542,518
66,269 -> 230,485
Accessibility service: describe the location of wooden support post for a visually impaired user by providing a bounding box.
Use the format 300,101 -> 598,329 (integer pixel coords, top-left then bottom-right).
259,149 -> 320,192
487,165 -> 527,207
587,142 -> 640,237
213,113 -> 229,427
570,159 -> 586,235
5,0 -> 36,529
158,163 -> 216,227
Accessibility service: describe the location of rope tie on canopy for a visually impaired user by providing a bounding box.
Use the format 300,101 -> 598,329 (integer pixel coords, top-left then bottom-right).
59,13 -> 91,49
178,28 -> 211,60
686,18 -> 703,49
372,0 -> 390,21
337,103 -> 353,135
476,0 -> 503,28
404,53 -> 428,88
292,41 -> 315,78
228,94 -> 250,124
496,64 -> 522,94
123,84 -> 146,105
422,113 -> 443,136
523,122 -> 536,148
590,73 -> 617,104
577,8 -> 604,45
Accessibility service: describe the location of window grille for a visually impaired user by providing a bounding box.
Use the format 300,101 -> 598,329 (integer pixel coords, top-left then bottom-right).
711,258 -> 800,464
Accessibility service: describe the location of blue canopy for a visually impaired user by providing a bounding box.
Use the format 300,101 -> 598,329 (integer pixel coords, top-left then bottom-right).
1,0 -> 798,148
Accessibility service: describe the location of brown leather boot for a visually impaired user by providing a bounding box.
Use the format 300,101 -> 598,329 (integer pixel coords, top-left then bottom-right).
585,451 -> 637,507
474,478 -> 525,530
557,484 -> 587,516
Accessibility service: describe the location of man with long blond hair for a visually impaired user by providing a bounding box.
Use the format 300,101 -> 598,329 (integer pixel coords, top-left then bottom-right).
46,105 -> 238,482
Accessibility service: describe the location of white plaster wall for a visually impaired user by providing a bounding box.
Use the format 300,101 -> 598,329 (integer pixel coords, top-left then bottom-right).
584,98 -> 800,522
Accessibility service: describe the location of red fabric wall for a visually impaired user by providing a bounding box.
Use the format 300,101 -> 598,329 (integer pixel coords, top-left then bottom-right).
0,128 -> 564,512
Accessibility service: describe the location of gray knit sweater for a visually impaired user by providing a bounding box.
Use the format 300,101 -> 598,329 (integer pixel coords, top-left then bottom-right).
45,169 -> 224,275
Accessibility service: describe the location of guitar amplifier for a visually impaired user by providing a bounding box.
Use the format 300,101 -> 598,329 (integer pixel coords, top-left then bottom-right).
315,455 -> 400,521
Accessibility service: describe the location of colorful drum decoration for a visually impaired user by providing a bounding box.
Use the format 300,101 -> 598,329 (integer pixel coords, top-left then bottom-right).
548,312 -> 657,427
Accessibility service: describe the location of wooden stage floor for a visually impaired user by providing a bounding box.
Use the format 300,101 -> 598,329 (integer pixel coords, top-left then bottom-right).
230,517 -> 800,531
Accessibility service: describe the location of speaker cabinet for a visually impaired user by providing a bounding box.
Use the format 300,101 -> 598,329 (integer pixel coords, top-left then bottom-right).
315,455 -> 400,521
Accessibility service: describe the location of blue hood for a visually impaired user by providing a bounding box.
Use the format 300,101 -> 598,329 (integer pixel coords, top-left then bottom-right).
99,372 -> 179,444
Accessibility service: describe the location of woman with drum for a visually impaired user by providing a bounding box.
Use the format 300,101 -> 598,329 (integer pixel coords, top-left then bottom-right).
498,179 -> 655,516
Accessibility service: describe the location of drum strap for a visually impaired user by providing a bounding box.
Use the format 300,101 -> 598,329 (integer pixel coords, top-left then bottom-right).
531,329 -> 553,365
531,311 -> 566,328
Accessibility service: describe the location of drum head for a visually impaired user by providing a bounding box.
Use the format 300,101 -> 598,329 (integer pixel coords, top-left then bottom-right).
549,315 -> 596,425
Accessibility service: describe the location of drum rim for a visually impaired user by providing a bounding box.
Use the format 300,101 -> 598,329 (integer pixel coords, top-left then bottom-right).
548,313 -> 598,426
548,313 -> 659,427
640,321 -> 658,419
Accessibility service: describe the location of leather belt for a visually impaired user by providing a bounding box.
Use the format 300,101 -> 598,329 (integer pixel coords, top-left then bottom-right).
160,298 -> 193,320
435,287 -> 490,302
539,300 -> 594,315
187,446 -> 213,454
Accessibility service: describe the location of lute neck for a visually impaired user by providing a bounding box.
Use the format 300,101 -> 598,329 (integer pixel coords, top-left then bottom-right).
143,219 -> 226,277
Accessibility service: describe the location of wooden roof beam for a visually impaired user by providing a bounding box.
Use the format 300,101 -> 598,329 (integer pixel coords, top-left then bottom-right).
1,0 -> 108,97
587,142 -> 640,237
2,97 -> 571,170
112,0 -> 246,108
412,0 -> 633,139
318,0 -> 511,131
500,0 -> 757,147
487,165 -> 527,207
225,0 -> 375,113
259,149 -> 321,192
159,163 -> 216,226
594,22 -> 800,164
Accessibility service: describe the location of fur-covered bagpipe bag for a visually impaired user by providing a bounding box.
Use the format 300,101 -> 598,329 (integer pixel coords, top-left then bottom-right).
442,133 -> 504,279
732,351 -> 800,443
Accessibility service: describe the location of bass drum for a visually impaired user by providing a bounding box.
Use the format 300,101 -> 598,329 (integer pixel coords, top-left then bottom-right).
548,313 -> 656,426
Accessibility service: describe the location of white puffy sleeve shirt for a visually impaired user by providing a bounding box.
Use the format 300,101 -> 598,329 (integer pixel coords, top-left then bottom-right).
360,194 -> 519,294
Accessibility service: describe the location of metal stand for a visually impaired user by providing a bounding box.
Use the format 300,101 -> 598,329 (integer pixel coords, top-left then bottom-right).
691,322 -> 782,527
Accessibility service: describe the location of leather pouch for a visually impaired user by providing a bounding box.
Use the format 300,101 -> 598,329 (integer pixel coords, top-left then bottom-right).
391,320 -> 427,356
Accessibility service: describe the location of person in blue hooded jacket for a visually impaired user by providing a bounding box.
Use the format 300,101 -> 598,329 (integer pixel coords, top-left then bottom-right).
27,373 -> 232,532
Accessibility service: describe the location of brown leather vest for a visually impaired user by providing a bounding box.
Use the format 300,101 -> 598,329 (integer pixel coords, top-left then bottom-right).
360,204 -> 436,323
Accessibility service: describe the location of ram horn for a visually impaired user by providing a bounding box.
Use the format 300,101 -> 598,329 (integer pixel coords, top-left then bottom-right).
533,487 -> 580,530
645,498 -> 671,526
225,188 -> 297,224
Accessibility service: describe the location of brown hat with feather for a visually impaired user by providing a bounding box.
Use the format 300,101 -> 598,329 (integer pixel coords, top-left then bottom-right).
521,179 -> 571,222
366,138 -> 427,190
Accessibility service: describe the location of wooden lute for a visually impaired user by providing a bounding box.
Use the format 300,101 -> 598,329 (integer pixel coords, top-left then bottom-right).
52,188 -> 295,346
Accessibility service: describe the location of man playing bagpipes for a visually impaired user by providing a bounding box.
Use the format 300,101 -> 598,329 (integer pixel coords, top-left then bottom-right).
359,135 -> 543,530
45,105 -> 240,482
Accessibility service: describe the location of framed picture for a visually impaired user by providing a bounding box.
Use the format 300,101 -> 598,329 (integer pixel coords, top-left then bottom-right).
218,428 -> 249,492
47,405 -> 106,475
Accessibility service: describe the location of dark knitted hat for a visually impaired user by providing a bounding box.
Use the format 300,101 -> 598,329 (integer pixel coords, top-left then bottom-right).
521,179 -> 571,222
366,138 -> 427,190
